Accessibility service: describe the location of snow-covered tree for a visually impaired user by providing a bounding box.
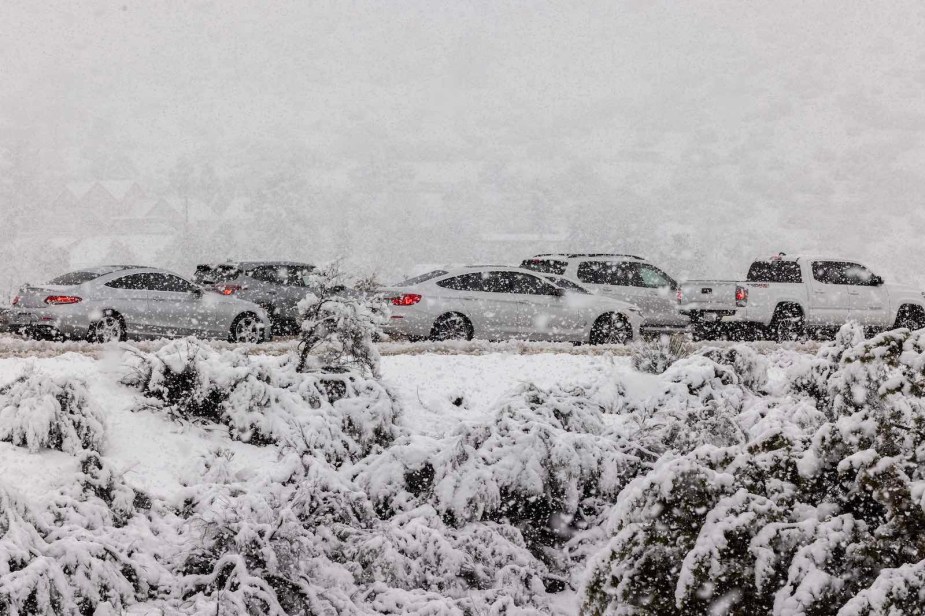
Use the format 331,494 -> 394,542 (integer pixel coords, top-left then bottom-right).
296,262 -> 387,377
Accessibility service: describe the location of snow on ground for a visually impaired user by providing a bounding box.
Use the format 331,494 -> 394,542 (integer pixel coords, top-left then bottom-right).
2,329 -> 924,614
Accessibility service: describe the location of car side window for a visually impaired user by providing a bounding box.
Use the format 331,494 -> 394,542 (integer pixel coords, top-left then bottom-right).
812,261 -> 850,284
249,267 -> 282,284
843,263 -> 877,286
436,273 -> 485,291
520,259 -> 568,275
105,274 -> 149,290
145,273 -> 196,293
576,261 -> 631,285
633,264 -> 673,289
482,272 -> 557,295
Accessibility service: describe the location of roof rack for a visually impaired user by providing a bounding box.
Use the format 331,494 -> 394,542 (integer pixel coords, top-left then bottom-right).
531,253 -> 645,260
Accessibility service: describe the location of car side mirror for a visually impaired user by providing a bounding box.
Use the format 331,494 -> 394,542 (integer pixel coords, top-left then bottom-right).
870,275 -> 884,286
191,287 -> 203,297
551,287 -> 566,297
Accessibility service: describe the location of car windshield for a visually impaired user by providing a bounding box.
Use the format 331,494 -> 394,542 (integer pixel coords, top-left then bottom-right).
546,276 -> 589,294
47,271 -> 102,286
397,270 -> 448,286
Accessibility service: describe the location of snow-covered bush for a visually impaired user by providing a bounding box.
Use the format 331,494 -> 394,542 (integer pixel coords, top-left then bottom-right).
355,382 -> 643,570
580,323 -> 925,616
696,343 -> 769,392
624,354 -> 753,457
630,334 -> 691,375
166,449 -> 552,614
0,474 -> 161,616
123,339 -> 402,464
297,262 -> 387,377
0,369 -> 105,454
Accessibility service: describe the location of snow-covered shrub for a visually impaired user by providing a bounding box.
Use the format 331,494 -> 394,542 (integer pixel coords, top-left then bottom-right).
580,323 -> 925,616
0,481 -> 159,615
0,369 -> 105,454
696,343 -> 769,392
625,355 -> 753,456
168,450 -> 552,614
355,382 -> 643,567
297,262 -> 387,377
171,453 -> 368,615
123,339 -> 402,464
630,334 -> 691,375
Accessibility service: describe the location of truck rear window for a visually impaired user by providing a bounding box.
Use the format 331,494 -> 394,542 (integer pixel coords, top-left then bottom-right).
520,259 -> 568,275
747,261 -> 802,283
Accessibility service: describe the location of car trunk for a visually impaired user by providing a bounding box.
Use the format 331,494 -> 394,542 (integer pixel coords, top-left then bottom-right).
16,285 -> 79,309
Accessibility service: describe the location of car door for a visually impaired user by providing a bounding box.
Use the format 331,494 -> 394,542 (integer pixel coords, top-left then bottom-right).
575,260 -> 663,324
101,273 -> 152,336
278,265 -> 316,324
478,271 -> 539,339
495,272 -> 576,339
145,273 -> 207,337
244,266 -> 284,318
434,272 -> 501,337
808,261 -> 852,326
630,263 -> 686,327
843,263 -> 891,327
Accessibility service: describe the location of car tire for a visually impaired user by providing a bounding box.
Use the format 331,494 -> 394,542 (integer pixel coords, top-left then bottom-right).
88,311 -> 126,343
230,312 -> 264,344
770,304 -> 804,342
590,313 -> 633,345
430,313 -> 472,341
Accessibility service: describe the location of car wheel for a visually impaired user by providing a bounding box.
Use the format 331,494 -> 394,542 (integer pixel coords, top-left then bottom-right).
430,313 -> 472,341
89,312 -> 125,343
770,305 -> 804,342
231,312 -> 263,343
590,313 -> 633,345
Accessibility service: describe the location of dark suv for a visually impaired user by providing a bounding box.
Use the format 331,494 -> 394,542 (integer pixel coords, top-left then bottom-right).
193,261 -> 320,335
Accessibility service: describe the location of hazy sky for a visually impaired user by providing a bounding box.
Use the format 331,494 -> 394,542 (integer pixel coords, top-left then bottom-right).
4,1 -> 923,174
3,1 -> 925,285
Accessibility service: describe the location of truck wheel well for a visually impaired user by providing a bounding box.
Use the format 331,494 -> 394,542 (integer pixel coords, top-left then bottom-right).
774,303 -> 804,318
895,304 -> 925,330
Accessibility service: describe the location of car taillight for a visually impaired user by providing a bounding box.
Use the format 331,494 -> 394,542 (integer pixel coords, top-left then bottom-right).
735,286 -> 748,307
390,293 -> 422,306
11,295 -> 20,306
45,295 -> 82,305
215,284 -> 243,296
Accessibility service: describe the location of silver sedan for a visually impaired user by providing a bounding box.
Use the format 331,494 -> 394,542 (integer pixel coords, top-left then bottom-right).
8,265 -> 271,343
382,266 -> 643,344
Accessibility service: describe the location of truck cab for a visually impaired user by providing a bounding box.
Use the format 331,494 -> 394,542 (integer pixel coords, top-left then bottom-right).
726,255 -> 925,339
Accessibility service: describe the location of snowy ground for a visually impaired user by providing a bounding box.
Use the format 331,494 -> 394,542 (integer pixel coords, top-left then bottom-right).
2,330 -> 923,614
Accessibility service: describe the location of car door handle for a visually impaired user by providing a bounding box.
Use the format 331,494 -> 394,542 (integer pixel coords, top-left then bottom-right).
848,291 -> 860,295
267,290 -> 278,295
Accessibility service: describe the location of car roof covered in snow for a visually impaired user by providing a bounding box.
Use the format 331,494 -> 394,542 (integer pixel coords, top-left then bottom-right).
79,265 -> 148,275
200,261 -> 315,270
531,253 -> 646,261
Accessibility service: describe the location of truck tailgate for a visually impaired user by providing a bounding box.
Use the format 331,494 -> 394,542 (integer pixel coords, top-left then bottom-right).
678,280 -> 738,312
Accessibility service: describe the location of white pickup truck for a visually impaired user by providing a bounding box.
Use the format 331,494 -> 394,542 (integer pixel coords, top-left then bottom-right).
677,254 -> 925,340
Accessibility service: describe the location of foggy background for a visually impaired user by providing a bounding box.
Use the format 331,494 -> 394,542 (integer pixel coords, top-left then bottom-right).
2,0 -> 925,297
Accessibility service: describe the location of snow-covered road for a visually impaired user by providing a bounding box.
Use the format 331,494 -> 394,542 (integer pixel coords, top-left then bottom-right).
0,333 -> 822,358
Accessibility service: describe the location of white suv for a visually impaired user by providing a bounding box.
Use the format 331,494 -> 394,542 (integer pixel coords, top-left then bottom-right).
520,253 -> 689,334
